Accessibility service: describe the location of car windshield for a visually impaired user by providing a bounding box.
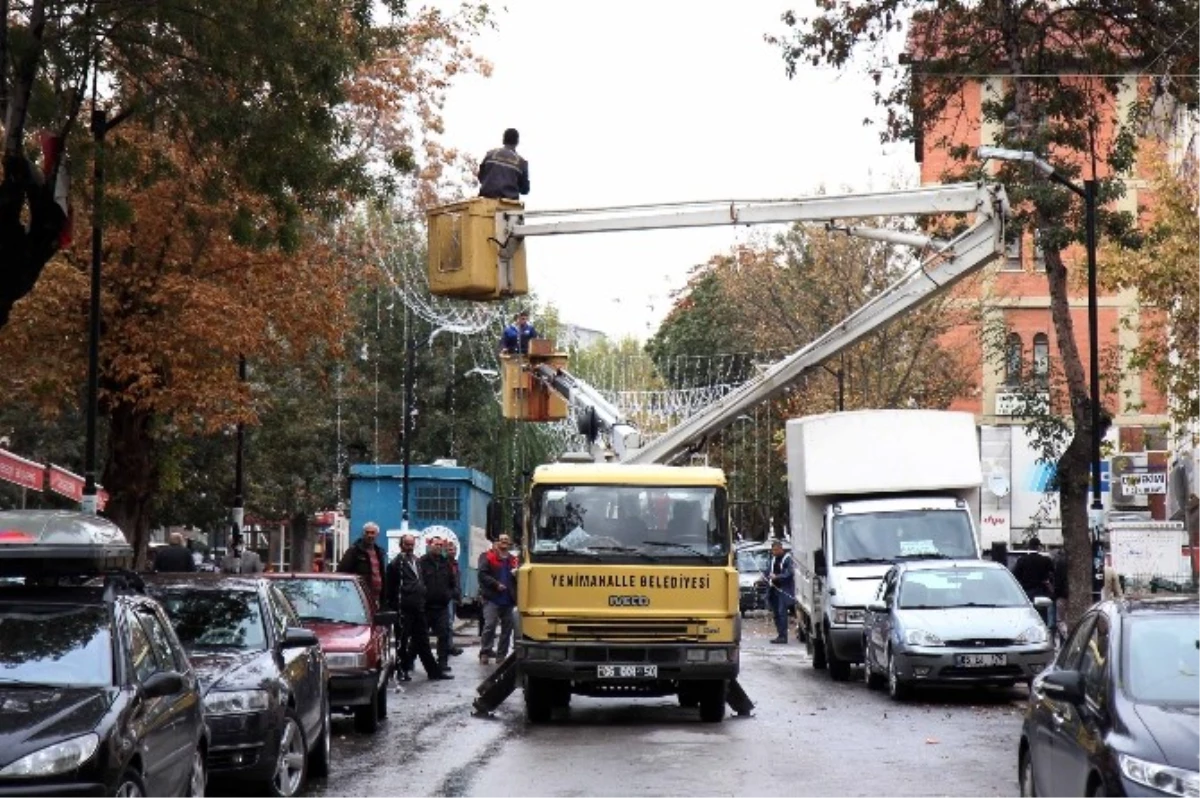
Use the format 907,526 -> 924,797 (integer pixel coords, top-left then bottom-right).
897,567 -> 1029,609
529,484 -> 729,563
737,550 -> 769,574
155,590 -> 267,651
831,509 -> 977,565
1124,614 -> 1200,705
275,579 -> 368,625
0,604 -> 113,687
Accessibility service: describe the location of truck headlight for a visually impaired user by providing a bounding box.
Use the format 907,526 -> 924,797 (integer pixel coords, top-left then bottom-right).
204,689 -> 270,715
686,649 -> 707,662
1119,753 -> 1200,798
903,629 -> 944,647
833,609 -> 865,625
1015,625 -> 1049,645
0,733 -> 99,778
326,652 -> 368,670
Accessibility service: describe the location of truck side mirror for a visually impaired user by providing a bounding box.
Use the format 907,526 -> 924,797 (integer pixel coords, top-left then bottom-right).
814,548 -> 827,577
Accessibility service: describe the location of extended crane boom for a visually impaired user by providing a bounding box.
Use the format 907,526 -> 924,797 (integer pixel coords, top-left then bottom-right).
503,182 -> 1009,465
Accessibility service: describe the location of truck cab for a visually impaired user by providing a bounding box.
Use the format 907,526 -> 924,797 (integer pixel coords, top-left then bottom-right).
515,463 -> 740,722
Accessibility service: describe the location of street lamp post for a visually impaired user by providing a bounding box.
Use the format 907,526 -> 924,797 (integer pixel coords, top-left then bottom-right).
401,334 -> 416,533
232,354 -> 247,547
81,104 -> 107,515
977,146 -> 1105,526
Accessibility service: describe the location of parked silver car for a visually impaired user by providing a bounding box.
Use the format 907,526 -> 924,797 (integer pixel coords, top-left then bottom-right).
862,559 -> 1054,700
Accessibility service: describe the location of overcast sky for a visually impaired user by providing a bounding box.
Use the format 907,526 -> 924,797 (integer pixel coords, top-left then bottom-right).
429,0 -> 919,342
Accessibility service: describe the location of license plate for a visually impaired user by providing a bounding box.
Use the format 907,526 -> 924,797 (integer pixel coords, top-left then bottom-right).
956,653 -> 1007,667
597,664 -> 658,679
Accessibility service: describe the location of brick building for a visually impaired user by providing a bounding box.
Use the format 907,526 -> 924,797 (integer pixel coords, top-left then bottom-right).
912,65 -> 1191,548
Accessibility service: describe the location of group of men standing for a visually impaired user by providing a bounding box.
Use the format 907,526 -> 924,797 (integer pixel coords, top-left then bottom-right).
336,522 -> 521,682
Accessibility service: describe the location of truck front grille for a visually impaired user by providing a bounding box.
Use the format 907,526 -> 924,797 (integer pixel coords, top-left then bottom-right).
547,618 -> 707,641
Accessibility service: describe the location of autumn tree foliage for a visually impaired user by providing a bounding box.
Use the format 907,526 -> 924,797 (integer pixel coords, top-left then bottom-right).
771,0 -> 1198,623
1101,147 -> 1199,435
1,0 -> 407,330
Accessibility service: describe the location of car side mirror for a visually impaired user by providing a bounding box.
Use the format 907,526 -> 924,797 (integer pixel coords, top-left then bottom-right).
373,610 -> 397,627
1033,596 -> 1052,610
867,600 -> 888,613
814,548 -> 827,577
1040,669 -> 1085,703
281,627 -> 319,649
141,670 -> 184,699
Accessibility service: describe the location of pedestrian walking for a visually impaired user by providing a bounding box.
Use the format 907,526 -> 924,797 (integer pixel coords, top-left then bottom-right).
766,539 -> 795,644
478,127 -> 530,201
478,534 -> 519,665
386,534 -> 452,681
220,533 -> 264,575
337,522 -> 389,611
420,536 -> 458,673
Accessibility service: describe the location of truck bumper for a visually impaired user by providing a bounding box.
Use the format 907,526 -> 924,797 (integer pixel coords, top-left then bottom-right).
828,625 -> 865,662
516,641 -> 739,682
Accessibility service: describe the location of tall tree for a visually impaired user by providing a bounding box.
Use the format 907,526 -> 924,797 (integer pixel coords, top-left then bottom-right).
1,0 -> 407,330
771,0 -> 1198,622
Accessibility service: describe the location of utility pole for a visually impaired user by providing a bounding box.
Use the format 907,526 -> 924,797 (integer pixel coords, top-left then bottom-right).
232,355 -> 247,548
81,97 -> 106,515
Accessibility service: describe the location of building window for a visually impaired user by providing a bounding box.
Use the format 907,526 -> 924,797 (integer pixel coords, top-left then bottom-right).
1033,228 -> 1046,267
1002,235 -> 1023,271
1005,333 -> 1023,386
416,486 -> 460,521
1032,333 -> 1050,387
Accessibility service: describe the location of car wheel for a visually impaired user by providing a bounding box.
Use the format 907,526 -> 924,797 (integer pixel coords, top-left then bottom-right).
863,652 -> 885,690
269,713 -> 308,798
114,767 -> 147,797
307,697 -> 331,779
1087,777 -> 1107,797
1019,745 -> 1036,797
185,747 -> 206,797
354,688 -> 380,734
887,648 -> 911,701
698,681 -> 726,723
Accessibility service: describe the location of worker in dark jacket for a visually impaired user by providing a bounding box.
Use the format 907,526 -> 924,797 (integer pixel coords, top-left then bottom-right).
153,532 -> 197,573
500,309 -> 538,355
767,539 -> 795,644
420,537 -> 459,672
337,522 -> 388,611
1013,536 -> 1056,606
386,533 -> 452,681
478,128 -> 530,201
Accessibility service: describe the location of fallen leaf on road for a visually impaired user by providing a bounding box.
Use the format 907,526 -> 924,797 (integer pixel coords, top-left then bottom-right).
925,738 -> 939,745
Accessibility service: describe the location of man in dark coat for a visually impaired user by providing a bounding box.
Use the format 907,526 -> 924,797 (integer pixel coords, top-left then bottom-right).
1013,536 -> 1056,608
385,533 -> 452,681
420,536 -> 459,673
153,532 -> 197,573
337,522 -> 388,611
478,127 -> 529,201
766,539 -> 795,644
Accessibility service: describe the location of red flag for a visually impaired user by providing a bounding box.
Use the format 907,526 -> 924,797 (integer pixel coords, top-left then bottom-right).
39,132 -> 72,247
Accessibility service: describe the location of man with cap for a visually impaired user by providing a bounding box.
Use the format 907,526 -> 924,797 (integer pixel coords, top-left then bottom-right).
478,127 -> 530,201
766,539 -> 795,644
220,532 -> 264,574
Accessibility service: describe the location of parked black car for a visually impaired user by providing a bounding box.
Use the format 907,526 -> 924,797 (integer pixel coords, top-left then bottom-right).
145,574 -> 331,798
1018,596 -> 1199,797
0,510 -> 208,797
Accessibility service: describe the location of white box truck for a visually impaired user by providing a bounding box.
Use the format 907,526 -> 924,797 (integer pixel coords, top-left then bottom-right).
787,409 -> 983,681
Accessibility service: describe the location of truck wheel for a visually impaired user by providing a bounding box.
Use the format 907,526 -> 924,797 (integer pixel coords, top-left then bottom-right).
807,629 -> 827,670
825,624 -> 852,681
677,684 -> 699,708
524,677 -> 553,724
698,681 -> 726,723
551,682 -> 571,709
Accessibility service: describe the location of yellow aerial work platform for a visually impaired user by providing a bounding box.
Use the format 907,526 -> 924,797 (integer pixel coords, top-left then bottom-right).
501,340 -> 568,422
426,197 -> 528,300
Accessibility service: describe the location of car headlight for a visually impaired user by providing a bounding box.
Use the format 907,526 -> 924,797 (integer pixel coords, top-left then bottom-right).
1119,753 -> 1200,798
325,652 -> 368,670
1015,624 -> 1049,645
204,689 -> 270,715
0,733 -> 100,778
903,628 -> 944,647
833,608 -> 866,625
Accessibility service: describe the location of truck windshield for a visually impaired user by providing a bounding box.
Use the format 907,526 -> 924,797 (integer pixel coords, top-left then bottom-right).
831,509 -> 976,565
529,485 -> 728,563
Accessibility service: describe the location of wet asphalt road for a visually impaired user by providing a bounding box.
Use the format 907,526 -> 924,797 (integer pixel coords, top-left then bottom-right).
258,615 -> 1027,797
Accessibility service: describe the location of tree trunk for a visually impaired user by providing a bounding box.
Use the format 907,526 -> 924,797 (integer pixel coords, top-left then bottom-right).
102,402 -> 158,570
289,511 -> 313,573
1043,246 -> 1099,625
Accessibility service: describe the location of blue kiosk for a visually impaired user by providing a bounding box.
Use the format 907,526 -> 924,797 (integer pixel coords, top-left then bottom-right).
348,463 -> 495,616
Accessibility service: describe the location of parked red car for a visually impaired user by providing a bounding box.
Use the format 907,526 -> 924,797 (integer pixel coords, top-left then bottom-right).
266,573 -> 396,733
